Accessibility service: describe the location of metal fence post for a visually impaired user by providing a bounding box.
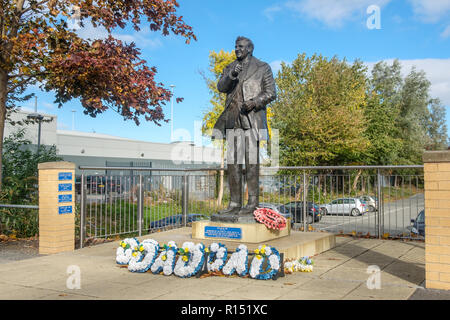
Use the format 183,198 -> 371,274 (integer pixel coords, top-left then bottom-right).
138,174 -> 143,237
376,169 -> 382,239
303,170 -> 307,232
80,173 -> 86,249
182,174 -> 189,227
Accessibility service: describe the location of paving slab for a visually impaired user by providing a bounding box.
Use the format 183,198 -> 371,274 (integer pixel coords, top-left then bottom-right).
0,230 -> 428,300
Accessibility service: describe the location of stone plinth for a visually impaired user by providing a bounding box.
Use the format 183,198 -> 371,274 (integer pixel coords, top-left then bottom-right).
192,219 -> 291,243
38,161 -> 75,255
423,151 -> 450,290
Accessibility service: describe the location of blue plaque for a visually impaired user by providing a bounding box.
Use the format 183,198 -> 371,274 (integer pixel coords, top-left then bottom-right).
58,183 -> 72,192
204,226 -> 242,240
58,194 -> 72,203
58,172 -> 73,181
58,206 -> 72,214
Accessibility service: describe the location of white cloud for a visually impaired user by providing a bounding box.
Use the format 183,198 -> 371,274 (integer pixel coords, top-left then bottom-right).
365,58 -> 450,106
284,0 -> 390,27
408,0 -> 450,23
441,25 -> 450,38
263,5 -> 283,21
270,60 -> 284,74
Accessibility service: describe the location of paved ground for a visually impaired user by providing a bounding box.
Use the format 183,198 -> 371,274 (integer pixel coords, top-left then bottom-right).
0,233 -> 437,300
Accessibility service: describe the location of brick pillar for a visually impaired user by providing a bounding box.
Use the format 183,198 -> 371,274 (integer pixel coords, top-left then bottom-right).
423,151 -> 450,290
38,161 -> 76,254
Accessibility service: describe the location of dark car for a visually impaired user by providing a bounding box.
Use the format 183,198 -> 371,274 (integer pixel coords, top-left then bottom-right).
148,214 -> 207,230
409,210 -> 425,236
280,201 -> 322,224
75,176 -> 122,194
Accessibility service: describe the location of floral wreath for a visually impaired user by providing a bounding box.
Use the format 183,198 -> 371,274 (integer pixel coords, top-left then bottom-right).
116,237 -> 139,265
128,239 -> 160,273
173,242 -> 206,278
249,244 -> 281,280
206,242 -> 228,272
253,207 -> 287,230
222,244 -> 249,277
284,256 -> 314,273
151,241 -> 178,276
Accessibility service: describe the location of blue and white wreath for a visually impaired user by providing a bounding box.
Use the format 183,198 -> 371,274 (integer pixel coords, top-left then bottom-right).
206,242 -> 228,272
128,239 -> 160,273
222,244 -> 249,277
151,241 -> 178,276
249,244 -> 281,280
116,237 -> 139,265
173,242 -> 206,278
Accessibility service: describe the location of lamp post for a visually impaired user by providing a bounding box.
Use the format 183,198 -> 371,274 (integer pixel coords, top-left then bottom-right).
27,96 -> 44,153
170,84 -> 175,142
27,113 -> 44,153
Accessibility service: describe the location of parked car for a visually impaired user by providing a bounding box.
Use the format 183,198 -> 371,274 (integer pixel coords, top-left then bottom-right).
80,176 -> 121,194
408,210 -> 425,236
279,201 -> 322,224
148,213 -> 208,230
258,202 -> 293,225
359,195 -> 378,212
320,198 -> 368,216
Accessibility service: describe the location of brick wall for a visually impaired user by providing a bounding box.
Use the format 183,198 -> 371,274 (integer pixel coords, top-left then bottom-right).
423,151 -> 450,290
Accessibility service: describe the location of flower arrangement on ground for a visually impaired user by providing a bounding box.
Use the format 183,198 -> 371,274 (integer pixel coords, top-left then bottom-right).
128,239 -> 160,273
206,242 -> 228,272
173,242 -> 206,278
249,244 -> 281,280
284,256 -> 314,273
116,238 -> 139,265
222,244 -> 248,277
151,241 -> 178,276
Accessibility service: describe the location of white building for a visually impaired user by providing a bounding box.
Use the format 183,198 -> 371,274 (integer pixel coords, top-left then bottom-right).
4,110 -> 222,176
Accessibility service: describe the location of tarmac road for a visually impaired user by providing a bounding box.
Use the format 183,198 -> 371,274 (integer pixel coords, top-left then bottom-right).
310,194 -> 425,238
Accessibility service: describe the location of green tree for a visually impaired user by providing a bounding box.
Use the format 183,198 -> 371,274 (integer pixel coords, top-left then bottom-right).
0,128 -> 62,237
271,53 -> 370,167
0,0 -> 196,192
364,60 -> 403,165
397,67 -> 433,164
426,98 -> 448,150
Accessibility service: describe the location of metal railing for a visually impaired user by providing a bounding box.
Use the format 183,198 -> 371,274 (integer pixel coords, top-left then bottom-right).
77,165 -> 425,248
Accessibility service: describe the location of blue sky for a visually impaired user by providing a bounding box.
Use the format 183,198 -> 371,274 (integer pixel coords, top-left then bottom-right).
21,0 -> 450,145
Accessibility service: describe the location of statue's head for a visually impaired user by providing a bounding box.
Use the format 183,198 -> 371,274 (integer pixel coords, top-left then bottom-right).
235,36 -> 254,61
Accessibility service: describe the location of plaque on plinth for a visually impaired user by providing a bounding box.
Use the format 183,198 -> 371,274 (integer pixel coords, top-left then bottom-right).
192,219 -> 291,244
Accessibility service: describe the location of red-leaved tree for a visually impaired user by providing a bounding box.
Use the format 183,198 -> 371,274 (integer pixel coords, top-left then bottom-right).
0,0 -> 196,191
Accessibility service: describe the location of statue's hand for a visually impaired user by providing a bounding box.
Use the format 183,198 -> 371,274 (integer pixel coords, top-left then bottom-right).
242,99 -> 257,113
231,63 -> 242,78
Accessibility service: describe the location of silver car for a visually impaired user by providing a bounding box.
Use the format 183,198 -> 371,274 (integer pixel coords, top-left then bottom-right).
359,195 -> 377,212
320,198 -> 368,216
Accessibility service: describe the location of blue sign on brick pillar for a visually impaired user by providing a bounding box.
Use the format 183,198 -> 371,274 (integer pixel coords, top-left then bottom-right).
58,206 -> 72,214
58,183 -> 72,192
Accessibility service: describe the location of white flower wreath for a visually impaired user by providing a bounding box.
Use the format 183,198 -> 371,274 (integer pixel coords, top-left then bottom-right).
222,244 -> 248,277
151,241 -> 178,276
207,242 -> 228,272
173,242 -> 206,278
249,244 -> 281,280
128,239 -> 160,273
116,238 -> 139,265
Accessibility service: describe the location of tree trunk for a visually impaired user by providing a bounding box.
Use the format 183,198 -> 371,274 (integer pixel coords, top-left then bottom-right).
216,142 -> 225,207
0,68 -> 8,193
352,169 -> 362,192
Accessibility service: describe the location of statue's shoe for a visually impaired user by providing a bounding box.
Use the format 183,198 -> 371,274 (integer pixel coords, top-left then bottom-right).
238,205 -> 257,216
218,206 -> 241,216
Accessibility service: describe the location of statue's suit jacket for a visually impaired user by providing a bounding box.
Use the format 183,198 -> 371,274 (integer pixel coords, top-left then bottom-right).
213,56 -> 276,141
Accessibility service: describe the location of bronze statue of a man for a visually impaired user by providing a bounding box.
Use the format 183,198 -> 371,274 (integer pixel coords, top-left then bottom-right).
212,36 -> 276,222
